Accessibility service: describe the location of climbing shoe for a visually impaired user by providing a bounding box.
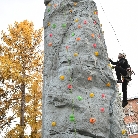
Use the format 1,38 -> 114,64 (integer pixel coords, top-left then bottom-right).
122,101 -> 128,108
117,80 -> 122,83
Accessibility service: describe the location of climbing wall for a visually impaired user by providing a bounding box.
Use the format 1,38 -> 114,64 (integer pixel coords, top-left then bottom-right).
42,0 -> 128,137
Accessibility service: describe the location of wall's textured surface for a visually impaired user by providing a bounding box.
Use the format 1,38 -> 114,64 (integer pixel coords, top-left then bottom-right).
42,0 -> 128,137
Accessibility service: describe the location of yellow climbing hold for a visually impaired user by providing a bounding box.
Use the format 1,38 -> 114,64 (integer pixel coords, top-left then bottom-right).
90,93 -> 94,98
60,75 -> 65,80
75,18 -> 79,22
47,22 -> 51,26
102,31 -> 104,34
51,121 -> 56,127
122,129 -> 126,135
48,3 -> 52,6
74,2 -> 77,6
106,82 -> 111,87
100,24 -> 102,27
108,64 -> 112,67
94,52 -> 99,56
74,53 -> 78,57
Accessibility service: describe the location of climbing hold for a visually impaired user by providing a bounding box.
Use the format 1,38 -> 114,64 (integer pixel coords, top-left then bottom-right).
47,22 -> 51,26
54,4 -> 58,8
74,2 -> 77,6
102,31 -> 104,33
90,93 -> 94,98
90,118 -> 96,124
94,52 -> 99,56
106,82 -> 111,87
93,21 -> 97,24
98,35 -> 100,38
91,34 -> 95,38
78,96 -> 83,101
52,24 -> 56,29
60,75 -> 65,80
84,20 -> 87,24
51,121 -> 56,127
69,9 -> 73,13
48,8 -> 50,12
76,37 -> 81,41
94,10 -> 98,15
49,33 -> 53,37
66,46 -> 69,50
100,107 -> 105,112
74,53 -> 78,57
122,129 -> 126,135
62,23 -> 66,27
70,114 -> 75,121
93,43 -> 97,48
48,3 -> 52,6
68,84 -> 72,89
100,24 -> 102,27
88,76 -> 92,81
48,42 -> 52,46
75,18 -> 79,22
78,24 -> 81,29
108,64 -> 112,67
101,94 -> 105,98
72,33 -> 75,36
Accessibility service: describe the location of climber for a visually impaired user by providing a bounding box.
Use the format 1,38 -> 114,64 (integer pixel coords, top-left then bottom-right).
108,53 -> 131,108
108,53 -> 131,83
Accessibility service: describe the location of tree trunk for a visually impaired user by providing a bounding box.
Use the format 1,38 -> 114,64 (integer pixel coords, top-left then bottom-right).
42,0 -> 128,138
20,83 -> 25,138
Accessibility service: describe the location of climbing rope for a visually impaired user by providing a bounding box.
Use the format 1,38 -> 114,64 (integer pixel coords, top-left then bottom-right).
97,0 -> 123,52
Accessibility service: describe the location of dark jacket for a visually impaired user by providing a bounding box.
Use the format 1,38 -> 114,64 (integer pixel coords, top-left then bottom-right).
109,58 -> 130,69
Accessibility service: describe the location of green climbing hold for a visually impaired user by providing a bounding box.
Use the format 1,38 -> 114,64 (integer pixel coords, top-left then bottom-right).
78,96 -> 83,101
62,23 -> 66,27
48,8 -> 50,12
70,117 -> 75,121
72,33 -> 75,36
69,114 -> 75,121
52,24 -> 56,29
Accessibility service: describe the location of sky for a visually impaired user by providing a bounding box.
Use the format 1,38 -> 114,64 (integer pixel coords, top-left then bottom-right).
0,0 -> 138,99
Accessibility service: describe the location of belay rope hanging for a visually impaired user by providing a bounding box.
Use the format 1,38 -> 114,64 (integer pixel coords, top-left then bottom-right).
97,0 -> 123,51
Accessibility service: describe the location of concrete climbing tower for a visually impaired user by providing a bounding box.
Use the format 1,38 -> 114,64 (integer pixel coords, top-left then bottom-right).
42,0 -> 128,137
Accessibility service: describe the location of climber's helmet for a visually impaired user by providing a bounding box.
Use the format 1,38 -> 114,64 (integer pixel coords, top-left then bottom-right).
118,53 -> 126,59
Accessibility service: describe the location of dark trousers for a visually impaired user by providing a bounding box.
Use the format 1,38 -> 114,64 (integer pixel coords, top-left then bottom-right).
115,66 -> 128,102
115,66 -> 127,80
122,79 -> 128,102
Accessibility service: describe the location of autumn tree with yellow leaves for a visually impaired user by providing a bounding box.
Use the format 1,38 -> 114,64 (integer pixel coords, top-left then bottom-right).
0,20 -> 43,138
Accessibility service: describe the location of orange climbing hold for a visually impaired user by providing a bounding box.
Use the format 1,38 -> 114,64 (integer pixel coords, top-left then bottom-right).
76,37 -> 81,41
88,76 -> 92,81
91,34 -> 95,38
48,42 -> 52,46
90,118 -> 96,124
54,4 -> 58,8
78,24 -> 81,29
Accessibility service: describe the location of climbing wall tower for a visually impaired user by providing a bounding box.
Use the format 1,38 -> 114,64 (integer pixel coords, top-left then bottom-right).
42,0 -> 128,137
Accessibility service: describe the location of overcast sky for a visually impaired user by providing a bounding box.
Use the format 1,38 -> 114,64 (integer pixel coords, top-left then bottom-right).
0,0 -> 137,98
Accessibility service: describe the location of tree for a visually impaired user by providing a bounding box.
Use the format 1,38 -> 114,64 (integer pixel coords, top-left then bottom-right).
0,20 -> 43,138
